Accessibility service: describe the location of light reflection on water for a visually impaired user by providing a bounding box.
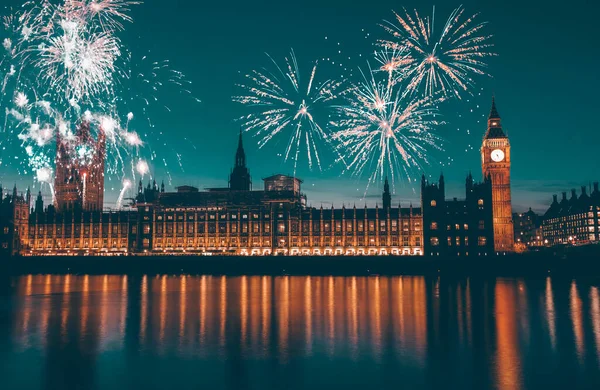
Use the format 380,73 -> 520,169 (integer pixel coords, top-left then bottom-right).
1,274 -> 600,389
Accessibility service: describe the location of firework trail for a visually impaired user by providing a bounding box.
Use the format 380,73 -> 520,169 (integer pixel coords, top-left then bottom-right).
234,50 -> 343,174
116,178 -> 131,209
331,64 -> 445,192
379,5 -> 495,99
0,0 -> 196,199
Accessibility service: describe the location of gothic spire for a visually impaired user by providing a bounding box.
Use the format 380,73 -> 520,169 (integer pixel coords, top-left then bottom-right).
230,129 -> 252,191
485,96 -> 507,139
382,176 -> 391,210
235,128 -> 246,168
489,96 -> 500,119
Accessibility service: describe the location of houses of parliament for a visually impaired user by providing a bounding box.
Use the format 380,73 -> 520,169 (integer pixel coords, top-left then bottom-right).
0,98 -> 515,257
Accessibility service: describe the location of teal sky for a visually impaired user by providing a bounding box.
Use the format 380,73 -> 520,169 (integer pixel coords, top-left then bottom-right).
1,0 -> 599,213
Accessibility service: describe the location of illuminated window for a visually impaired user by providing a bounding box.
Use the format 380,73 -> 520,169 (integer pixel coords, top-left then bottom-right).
430,237 -> 439,246
430,200 -> 437,207
455,224 -> 460,230
464,224 -> 469,230
479,220 -> 485,229
478,236 -> 487,246
430,222 -> 438,230
456,236 -> 460,246
478,199 -> 484,207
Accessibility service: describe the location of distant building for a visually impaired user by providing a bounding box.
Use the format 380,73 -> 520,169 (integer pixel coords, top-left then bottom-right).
421,173 -> 494,257
542,183 -> 600,246
513,208 -> 544,248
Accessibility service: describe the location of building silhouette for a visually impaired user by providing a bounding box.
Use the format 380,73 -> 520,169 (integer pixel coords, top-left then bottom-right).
0,185 -> 30,256
229,129 -> 252,191
421,172 -> 494,256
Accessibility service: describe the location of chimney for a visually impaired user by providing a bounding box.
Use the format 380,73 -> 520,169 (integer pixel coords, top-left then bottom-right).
553,194 -> 558,203
562,192 -> 567,201
581,186 -> 587,195
571,189 -> 577,199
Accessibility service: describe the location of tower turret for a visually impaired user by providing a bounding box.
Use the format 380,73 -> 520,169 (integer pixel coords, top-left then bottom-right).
382,177 -> 391,210
35,191 -> 44,213
229,129 -> 252,191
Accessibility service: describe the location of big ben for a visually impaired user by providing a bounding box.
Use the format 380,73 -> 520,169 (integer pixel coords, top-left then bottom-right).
481,97 -> 514,252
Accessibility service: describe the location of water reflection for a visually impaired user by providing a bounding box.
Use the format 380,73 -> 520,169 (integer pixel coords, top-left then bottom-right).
3,275 -> 600,389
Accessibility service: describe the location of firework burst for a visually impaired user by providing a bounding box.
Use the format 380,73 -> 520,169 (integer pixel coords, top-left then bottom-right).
331,65 -> 445,191
379,5 -> 495,99
234,50 -> 343,174
0,0 -> 196,199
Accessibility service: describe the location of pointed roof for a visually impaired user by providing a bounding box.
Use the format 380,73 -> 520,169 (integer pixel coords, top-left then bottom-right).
484,97 -> 507,139
489,96 -> 500,119
235,128 -> 246,167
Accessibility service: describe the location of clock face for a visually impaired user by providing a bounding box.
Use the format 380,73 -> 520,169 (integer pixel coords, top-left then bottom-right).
491,149 -> 505,162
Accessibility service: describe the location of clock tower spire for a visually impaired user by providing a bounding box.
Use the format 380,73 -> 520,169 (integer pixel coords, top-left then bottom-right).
481,97 -> 514,253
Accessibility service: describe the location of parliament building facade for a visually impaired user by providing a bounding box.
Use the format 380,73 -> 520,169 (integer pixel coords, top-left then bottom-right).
1,99 -> 514,257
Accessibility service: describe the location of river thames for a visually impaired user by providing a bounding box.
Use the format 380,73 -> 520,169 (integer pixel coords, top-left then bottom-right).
1,274 -> 599,389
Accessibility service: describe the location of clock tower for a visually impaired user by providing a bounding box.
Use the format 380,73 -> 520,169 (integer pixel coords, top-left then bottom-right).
481,97 -> 514,253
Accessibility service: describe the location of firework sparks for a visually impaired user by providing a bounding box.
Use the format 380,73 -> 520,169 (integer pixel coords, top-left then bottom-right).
331,65 -> 445,191
116,178 -> 131,209
379,6 -> 495,99
234,50 -> 343,173
36,20 -> 121,103
0,0 -> 196,196
136,158 -> 149,176
373,47 -> 411,88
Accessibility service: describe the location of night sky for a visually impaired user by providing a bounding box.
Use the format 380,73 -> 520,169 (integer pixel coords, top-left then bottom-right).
1,0 -> 599,213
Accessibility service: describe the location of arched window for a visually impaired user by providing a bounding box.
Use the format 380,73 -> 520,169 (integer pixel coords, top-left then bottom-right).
430,200 -> 437,207
478,199 -> 484,207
